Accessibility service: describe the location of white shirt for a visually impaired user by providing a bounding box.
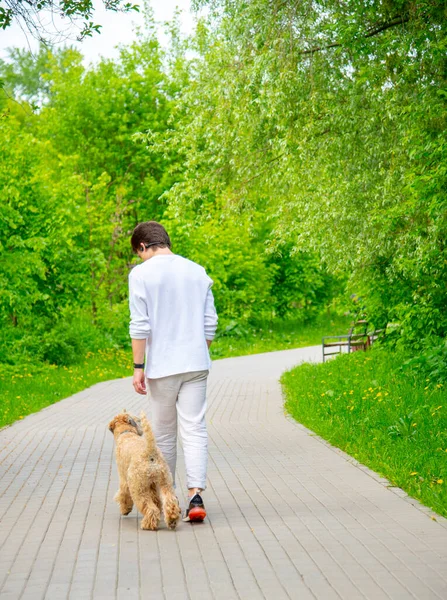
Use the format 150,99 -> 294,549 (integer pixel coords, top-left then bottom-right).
128,254 -> 218,379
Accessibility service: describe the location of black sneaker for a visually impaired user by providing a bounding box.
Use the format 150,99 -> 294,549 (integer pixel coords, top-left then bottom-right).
182,493 -> 207,522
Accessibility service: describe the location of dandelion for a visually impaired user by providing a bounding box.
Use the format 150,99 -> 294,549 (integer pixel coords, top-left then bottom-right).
410,472 -> 418,476
437,479 -> 443,485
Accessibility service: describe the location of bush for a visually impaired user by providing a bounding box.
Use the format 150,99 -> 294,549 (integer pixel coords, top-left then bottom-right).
399,336 -> 447,384
269,245 -> 343,320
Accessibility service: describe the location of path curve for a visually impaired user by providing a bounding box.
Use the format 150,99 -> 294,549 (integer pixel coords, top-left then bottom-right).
0,346 -> 446,599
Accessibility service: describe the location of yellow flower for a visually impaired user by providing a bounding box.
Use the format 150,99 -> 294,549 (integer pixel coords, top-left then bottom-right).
376,392 -> 382,397
410,472 -> 418,476
437,479 -> 443,485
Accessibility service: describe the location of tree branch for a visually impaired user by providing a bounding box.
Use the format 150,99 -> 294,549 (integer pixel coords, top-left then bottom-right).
299,14 -> 410,56
364,14 -> 410,39
233,152 -> 286,193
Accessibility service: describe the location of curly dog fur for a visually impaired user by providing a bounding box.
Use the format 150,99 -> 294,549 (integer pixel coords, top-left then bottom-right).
108,411 -> 180,530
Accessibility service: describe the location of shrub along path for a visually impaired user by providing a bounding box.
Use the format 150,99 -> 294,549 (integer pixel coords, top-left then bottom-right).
0,347 -> 446,599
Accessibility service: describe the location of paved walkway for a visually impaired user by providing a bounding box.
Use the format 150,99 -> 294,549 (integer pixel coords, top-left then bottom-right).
1,346 -> 447,600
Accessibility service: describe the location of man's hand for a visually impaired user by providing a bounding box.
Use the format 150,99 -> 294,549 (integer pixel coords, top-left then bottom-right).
133,369 -> 147,395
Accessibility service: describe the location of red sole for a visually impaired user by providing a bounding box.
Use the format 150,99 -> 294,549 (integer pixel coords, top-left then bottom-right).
188,507 -> 206,522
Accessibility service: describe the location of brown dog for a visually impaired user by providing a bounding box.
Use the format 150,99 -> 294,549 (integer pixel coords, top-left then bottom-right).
108,411 -> 180,530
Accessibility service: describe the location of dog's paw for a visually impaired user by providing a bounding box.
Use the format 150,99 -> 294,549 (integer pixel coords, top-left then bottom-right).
141,520 -> 159,531
164,503 -> 181,530
166,518 -> 179,530
141,510 -> 160,531
115,490 -> 133,515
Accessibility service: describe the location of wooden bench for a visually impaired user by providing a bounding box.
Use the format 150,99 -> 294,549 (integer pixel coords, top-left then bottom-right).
322,320 -> 385,362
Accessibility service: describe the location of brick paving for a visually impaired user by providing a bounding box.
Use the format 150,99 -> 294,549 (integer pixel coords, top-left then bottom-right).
0,345 -> 446,599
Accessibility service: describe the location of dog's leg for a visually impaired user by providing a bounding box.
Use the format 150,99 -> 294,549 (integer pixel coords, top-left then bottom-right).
159,479 -> 181,530
114,484 -> 134,515
128,478 -> 160,530
136,496 -> 161,531
150,483 -> 162,513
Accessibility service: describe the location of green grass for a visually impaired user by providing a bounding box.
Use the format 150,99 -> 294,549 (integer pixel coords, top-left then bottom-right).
0,313 -> 350,429
281,346 -> 447,517
0,348 -> 132,429
210,313 -> 351,359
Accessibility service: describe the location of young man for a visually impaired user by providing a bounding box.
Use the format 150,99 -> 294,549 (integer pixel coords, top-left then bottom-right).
128,221 -> 218,522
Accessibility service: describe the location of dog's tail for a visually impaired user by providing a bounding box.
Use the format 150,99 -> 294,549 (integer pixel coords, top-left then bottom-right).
140,411 -> 157,456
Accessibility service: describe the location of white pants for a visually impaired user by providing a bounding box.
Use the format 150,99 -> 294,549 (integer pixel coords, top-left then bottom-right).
147,370 -> 208,490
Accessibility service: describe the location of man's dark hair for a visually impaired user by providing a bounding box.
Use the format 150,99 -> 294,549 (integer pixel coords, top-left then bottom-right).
131,221 -> 171,253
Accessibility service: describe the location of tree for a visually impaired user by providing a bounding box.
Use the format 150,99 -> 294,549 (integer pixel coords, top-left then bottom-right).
156,0 -> 447,345
0,0 -> 139,42
0,28 -> 177,363
0,9 -> 351,366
